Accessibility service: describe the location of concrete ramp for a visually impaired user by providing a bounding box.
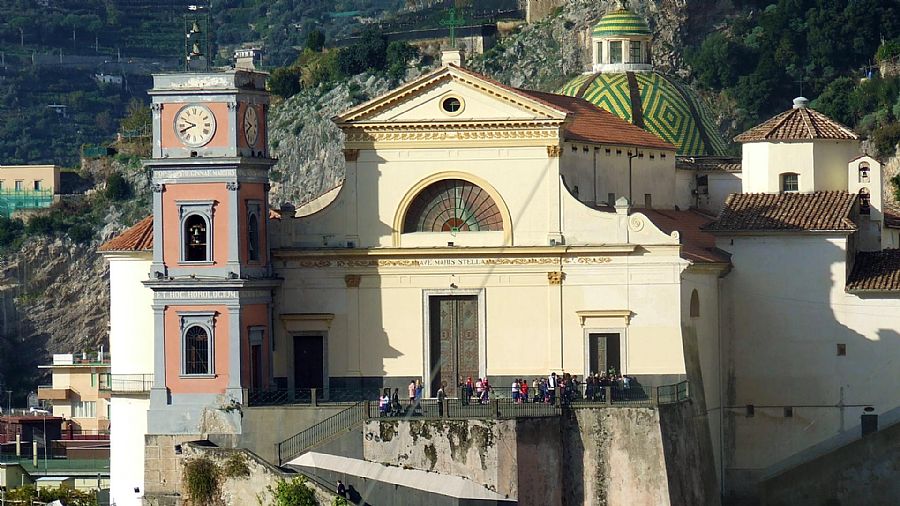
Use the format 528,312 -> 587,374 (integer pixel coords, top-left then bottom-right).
288,452 -> 516,505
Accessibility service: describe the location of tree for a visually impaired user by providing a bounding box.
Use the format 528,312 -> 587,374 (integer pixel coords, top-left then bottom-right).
305,29 -> 325,52
386,41 -> 419,79
105,173 -> 130,201
268,67 -> 303,98
120,98 -> 150,135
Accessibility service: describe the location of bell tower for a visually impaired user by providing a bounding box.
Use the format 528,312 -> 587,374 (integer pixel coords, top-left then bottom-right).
144,70 -> 279,435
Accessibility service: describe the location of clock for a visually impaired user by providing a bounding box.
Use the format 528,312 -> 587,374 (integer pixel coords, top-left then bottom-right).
174,104 -> 216,147
243,105 -> 259,147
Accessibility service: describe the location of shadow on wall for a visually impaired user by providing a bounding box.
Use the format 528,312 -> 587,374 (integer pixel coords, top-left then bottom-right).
715,206 -> 900,504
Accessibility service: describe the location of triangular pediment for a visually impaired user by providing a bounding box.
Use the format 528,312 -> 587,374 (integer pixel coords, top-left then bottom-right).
334,66 -> 569,126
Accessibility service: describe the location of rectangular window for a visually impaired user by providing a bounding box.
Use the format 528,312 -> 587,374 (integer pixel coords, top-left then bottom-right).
644,194 -> 652,208
33,180 -> 41,191
781,173 -> 799,193
180,312 -> 216,376
610,41 -> 623,64
630,41 -> 642,63
837,343 -> 846,356
14,180 -> 23,191
596,42 -> 603,64
746,404 -> 755,417
0,181 -> 4,190
179,201 -> 214,263
784,407 -> 793,418
72,401 -> 96,418
608,193 -> 616,205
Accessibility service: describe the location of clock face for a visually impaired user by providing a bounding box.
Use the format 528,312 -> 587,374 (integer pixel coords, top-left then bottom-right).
243,105 -> 260,147
174,104 -> 216,147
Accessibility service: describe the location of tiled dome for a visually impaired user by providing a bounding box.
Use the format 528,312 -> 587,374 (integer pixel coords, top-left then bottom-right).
559,71 -> 729,156
592,9 -> 652,38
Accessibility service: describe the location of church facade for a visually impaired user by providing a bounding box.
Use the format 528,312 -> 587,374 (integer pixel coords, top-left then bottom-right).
100,8 -> 900,506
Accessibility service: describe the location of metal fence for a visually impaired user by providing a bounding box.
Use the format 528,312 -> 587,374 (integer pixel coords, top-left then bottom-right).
99,374 -> 154,393
276,401 -> 367,466
658,380 -> 690,405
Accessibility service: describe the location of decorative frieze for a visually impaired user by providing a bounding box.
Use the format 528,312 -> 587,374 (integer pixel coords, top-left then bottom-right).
343,126 -> 559,145
153,290 -> 270,301
290,256 -> 613,269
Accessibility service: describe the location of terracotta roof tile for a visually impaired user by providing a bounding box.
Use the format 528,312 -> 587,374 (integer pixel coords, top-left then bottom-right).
734,106 -> 858,143
675,156 -> 742,173
846,250 -> 900,292
643,209 -> 730,264
705,192 -> 857,233
98,215 -> 153,252
517,89 -> 675,151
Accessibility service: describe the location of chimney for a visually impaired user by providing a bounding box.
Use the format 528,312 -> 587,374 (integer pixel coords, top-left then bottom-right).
234,48 -> 260,70
441,49 -> 465,68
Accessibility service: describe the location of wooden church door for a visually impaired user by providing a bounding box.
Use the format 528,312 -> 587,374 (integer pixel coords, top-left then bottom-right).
429,296 -> 479,397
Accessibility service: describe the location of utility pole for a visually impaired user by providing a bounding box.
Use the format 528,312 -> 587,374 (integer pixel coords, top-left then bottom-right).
6,390 -> 10,414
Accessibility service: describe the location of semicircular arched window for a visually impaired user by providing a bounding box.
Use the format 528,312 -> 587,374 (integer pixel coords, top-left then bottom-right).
403,179 -> 503,233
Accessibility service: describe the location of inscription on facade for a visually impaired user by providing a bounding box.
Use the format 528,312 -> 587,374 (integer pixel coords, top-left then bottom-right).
292,256 -> 613,268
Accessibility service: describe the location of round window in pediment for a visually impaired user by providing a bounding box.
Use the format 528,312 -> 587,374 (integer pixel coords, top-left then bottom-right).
441,96 -> 463,115
403,179 -> 503,233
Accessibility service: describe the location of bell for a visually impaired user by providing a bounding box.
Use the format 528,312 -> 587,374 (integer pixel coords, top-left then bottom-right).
190,42 -> 203,57
190,21 -> 202,35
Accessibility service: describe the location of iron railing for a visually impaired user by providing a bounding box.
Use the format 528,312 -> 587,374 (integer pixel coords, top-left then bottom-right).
657,380 -> 690,405
99,374 -> 154,393
277,401 -> 367,466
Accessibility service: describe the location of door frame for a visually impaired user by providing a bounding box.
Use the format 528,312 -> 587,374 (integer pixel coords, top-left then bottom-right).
422,288 -> 486,397
292,331 -> 329,393
583,327 -> 627,379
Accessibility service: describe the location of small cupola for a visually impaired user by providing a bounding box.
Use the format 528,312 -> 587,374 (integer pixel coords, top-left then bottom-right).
590,1 -> 653,73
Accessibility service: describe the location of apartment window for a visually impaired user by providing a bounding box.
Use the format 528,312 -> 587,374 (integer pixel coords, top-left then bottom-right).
33,180 -> 41,191
837,343 -> 846,356
781,173 -> 799,193
858,162 -> 870,183
608,193 -> 616,205
72,401 -> 96,418
14,180 -> 23,191
610,41 -> 623,64
630,41 -> 642,63
644,193 -> 652,208
179,201 -> 214,263
180,312 -> 215,376
596,42 -> 603,64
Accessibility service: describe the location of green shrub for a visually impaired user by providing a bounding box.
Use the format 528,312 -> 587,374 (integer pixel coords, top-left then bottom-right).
872,121 -> 900,158
268,476 -> 319,506
221,452 -> 250,479
183,456 -> 221,505
105,173 -> 131,201
0,216 -> 24,247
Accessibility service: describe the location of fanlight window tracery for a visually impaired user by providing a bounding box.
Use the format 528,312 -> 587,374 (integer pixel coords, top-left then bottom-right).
403,179 -> 503,233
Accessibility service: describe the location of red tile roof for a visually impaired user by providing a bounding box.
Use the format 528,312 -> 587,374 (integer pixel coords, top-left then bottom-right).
642,209 -> 731,264
675,156 -> 742,173
705,192 -> 857,233
517,89 -> 675,151
734,106 -> 858,143
98,215 -> 153,252
846,250 -> 900,292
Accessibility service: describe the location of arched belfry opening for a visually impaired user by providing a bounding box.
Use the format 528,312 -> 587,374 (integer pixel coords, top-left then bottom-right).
690,289 -> 700,318
402,179 -> 504,233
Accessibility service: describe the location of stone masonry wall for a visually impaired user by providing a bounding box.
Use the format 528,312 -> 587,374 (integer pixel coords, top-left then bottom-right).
362,408 -> 714,506
363,418 -> 519,499
144,436 -> 333,506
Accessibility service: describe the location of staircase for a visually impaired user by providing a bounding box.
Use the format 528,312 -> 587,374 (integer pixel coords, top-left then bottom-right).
276,401 -> 368,466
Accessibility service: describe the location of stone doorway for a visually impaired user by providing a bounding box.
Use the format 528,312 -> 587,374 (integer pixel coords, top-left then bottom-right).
428,296 -> 479,397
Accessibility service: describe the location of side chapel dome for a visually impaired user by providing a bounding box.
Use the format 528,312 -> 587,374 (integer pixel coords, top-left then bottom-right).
559,4 -> 729,156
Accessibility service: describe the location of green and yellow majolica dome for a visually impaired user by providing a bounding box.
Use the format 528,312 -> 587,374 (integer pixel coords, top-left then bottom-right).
592,8 -> 651,38
559,72 -> 729,156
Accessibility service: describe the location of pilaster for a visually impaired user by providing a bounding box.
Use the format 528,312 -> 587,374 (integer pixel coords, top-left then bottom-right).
150,304 -> 168,406
226,303 -> 245,403
151,184 -> 165,277
226,182 -> 241,275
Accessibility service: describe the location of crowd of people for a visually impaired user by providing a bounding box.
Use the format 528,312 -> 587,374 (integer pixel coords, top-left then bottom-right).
377,371 -> 637,416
